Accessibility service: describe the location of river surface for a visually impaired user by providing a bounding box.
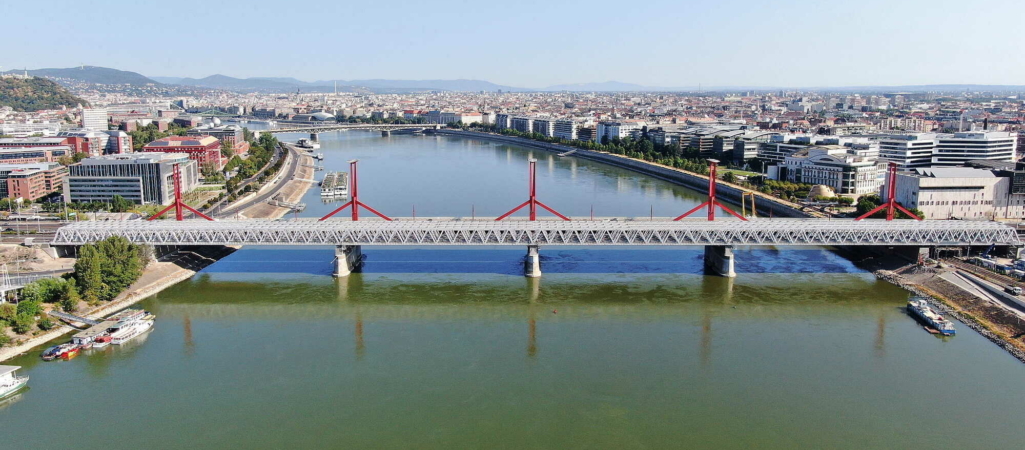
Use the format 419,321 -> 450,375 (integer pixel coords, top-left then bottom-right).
4,129 -> 1025,449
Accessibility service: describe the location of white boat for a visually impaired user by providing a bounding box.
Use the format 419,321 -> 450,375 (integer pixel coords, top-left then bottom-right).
0,366 -> 28,400
108,317 -> 154,345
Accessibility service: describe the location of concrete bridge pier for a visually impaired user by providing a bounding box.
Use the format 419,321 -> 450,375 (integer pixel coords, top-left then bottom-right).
704,245 -> 736,278
381,130 -> 391,137
310,132 -> 319,142
525,245 -> 542,278
334,245 -> 364,277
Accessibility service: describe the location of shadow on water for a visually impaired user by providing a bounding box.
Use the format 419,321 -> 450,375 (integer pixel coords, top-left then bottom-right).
201,247 -> 867,277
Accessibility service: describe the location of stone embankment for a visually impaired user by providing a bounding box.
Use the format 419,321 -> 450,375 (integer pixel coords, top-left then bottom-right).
876,265 -> 1025,364
434,130 -> 819,218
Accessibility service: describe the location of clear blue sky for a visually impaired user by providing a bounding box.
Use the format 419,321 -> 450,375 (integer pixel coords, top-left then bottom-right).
5,0 -> 1025,88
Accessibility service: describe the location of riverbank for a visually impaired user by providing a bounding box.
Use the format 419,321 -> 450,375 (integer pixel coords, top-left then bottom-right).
0,245 -> 237,363
878,264 -> 1025,363
435,129 -> 820,218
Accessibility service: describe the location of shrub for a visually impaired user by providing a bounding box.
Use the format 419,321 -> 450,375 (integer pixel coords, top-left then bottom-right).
0,304 -> 15,322
38,317 -> 55,331
12,313 -> 34,334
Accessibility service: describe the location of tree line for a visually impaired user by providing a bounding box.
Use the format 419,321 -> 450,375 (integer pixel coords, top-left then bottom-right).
0,236 -> 149,346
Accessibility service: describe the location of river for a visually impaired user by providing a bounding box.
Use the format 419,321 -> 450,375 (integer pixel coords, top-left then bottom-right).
3,129 -> 1025,449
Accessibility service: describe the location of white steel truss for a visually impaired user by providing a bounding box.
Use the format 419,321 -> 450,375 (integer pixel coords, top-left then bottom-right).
51,218 -> 1021,247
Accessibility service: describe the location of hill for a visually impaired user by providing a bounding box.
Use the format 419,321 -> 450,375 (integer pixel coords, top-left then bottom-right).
0,76 -> 88,111
151,73 -> 529,92
3,66 -> 159,85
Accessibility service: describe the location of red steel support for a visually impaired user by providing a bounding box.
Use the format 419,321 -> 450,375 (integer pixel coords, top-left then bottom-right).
496,159 -> 570,221
320,160 -> 392,221
674,159 -> 747,221
855,161 -> 922,221
148,163 -> 213,221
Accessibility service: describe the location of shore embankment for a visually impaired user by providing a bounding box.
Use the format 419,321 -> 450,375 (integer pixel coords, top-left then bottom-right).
877,264 -> 1025,364
0,143 -> 318,362
434,129 -> 818,218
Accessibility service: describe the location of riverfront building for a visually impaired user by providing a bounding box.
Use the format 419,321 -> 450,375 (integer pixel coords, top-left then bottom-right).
143,136 -> 224,170
554,120 -> 577,140
64,153 -> 198,205
596,121 -> 641,143
878,133 -> 937,169
779,146 -> 885,195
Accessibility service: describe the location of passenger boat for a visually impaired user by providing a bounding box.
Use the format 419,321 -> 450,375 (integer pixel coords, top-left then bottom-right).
296,138 -> 321,150
108,317 -> 154,345
0,366 -> 28,400
907,297 -> 956,336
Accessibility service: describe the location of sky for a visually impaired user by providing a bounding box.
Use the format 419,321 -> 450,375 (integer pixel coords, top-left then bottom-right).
5,0 -> 1025,88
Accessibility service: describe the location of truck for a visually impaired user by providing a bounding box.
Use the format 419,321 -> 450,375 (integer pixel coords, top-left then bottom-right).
1005,285 -> 1023,296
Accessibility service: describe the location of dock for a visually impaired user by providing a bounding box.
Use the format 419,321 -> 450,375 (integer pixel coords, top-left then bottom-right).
46,310 -> 101,326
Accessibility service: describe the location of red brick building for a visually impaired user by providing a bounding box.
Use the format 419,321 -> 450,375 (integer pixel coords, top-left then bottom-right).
142,136 -> 223,169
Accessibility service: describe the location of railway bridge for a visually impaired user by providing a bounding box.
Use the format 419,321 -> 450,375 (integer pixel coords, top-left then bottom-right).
49,159 -> 1023,278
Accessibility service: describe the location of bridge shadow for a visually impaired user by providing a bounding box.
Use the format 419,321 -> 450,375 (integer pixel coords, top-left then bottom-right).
199,247 -> 867,276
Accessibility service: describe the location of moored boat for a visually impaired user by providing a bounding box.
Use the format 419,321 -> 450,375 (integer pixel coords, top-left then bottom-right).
109,318 -> 154,345
0,366 -> 28,400
41,345 -> 63,361
92,336 -> 111,348
907,297 -> 956,336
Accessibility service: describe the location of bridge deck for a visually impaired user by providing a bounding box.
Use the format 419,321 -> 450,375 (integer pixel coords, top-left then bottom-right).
51,218 -> 1021,247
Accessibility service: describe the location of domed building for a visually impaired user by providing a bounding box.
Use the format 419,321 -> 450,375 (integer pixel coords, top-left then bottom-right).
807,184 -> 836,200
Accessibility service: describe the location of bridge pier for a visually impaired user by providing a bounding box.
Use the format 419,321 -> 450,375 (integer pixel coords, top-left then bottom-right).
704,245 -> 736,278
525,245 -> 542,278
381,130 -> 391,137
334,245 -> 364,277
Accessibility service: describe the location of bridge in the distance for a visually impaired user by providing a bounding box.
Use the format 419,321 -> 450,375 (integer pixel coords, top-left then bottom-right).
263,123 -> 441,134
51,217 -> 1021,277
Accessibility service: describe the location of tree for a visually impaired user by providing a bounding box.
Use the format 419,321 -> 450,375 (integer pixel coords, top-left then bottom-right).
75,244 -> 106,303
16,299 -> 41,318
95,236 -> 145,300
110,195 -> 132,213
60,279 -> 81,312
220,139 -> 235,159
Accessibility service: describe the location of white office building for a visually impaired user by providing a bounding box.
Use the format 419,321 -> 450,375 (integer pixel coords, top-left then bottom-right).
65,153 -> 198,205
892,167 -> 1003,220
932,131 -> 1017,166
878,133 -> 937,169
80,108 -> 108,130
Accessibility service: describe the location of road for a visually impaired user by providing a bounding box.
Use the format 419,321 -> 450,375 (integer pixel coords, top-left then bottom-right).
212,142 -> 300,218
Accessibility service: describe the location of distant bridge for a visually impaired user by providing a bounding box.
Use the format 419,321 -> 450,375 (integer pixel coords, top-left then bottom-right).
264,123 -> 441,134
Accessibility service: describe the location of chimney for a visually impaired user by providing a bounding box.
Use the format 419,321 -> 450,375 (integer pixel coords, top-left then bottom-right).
983,117 -> 989,130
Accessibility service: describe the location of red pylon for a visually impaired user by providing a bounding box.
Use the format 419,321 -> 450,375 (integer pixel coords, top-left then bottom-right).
148,163 -> 213,221
320,160 -> 391,221
496,159 -> 569,221
674,159 -> 747,221
856,161 -> 922,221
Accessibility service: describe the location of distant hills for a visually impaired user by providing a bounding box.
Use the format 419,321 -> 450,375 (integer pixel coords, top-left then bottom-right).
2,66 -> 158,85
151,74 -> 529,93
0,76 -> 88,111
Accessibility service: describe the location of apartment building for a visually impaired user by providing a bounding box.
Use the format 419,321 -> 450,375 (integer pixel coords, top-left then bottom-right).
143,136 -> 224,169
532,118 -> 555,137
596,121 -> 640,143
80,108 -> 108,130
553,120 -> 577,140
510,117 -> 534,134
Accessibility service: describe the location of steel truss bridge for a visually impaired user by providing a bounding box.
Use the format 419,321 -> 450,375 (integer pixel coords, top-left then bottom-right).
51,218 -> 1021,247
264,123 -> 442,134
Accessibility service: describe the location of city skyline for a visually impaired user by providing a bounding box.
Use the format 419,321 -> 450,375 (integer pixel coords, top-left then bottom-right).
6,0 -> 1025,88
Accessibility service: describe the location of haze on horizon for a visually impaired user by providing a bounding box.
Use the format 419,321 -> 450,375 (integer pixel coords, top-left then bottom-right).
6,0 -> 1025,89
